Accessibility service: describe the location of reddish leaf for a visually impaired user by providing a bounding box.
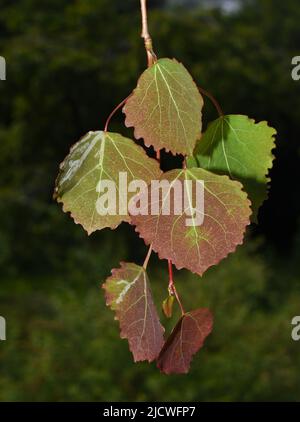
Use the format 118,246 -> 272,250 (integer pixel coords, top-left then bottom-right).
131,168 -> 251,276
103,262 -> 164,362
157,308 -> 213,374
123,58 -> 203,156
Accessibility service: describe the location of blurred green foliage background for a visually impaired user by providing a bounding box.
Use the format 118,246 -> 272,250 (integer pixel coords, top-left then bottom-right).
0,0 -> 300,401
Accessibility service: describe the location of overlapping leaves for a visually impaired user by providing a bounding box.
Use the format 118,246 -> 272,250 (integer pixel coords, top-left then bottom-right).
103,262 -> 213,373
188,115 -> 276,221
55,53 -> 276,375
131,168 -> 251,276
54,131 -> 161,234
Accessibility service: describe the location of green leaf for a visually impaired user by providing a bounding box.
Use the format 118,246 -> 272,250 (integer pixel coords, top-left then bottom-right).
162,295 -> 175,319
187,115 -> 276,221
103,262 -> 165,362
131,168 -> 251,276
54,131 -> 161,234
123,58 -> 203,156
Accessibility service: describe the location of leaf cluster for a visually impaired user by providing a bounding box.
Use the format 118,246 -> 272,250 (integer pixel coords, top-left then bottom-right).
55,56 -> 276,374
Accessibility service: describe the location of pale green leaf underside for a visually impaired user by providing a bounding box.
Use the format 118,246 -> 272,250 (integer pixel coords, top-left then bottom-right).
124,58 -> 204,156
188,115 -> 276,221
54,131 -> 161,234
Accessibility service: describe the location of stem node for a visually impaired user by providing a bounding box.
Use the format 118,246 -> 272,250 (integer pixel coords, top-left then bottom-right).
140,0 -> 157,67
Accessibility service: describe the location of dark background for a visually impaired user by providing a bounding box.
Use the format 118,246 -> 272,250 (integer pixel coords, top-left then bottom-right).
0,0 -> 300,401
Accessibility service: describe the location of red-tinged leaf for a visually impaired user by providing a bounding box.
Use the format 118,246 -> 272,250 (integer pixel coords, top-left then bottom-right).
103,262 -> 164,362
162,295 -> 175,318
123,58 -> 203,156
131,168 -> 251,276
157,308 -> 213,374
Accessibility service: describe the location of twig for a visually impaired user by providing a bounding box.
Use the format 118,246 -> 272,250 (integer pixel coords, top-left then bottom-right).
140,2 -> 184,316
142,150 -> 160,270
198,86 -> 224,117
104,95 -> 131,132
143,244 -> 153,270
140,0 -> 157,66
